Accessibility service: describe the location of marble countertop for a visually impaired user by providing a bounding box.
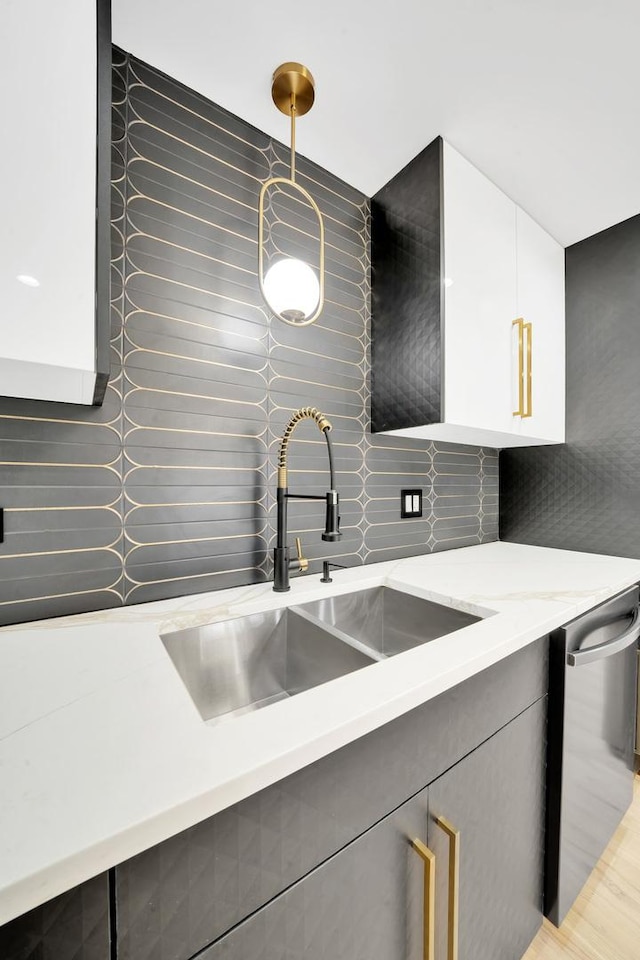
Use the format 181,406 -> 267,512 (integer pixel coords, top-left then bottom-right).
2,540 -> 640,925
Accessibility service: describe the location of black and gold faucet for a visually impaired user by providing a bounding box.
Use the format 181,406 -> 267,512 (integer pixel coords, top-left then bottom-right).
273,407 -> 341,592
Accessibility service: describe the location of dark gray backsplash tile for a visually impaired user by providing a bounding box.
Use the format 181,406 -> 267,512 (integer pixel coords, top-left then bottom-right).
0,49 -> 497,626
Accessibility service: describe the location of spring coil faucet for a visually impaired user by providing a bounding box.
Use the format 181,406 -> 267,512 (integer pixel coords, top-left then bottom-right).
273,407 -> 341,592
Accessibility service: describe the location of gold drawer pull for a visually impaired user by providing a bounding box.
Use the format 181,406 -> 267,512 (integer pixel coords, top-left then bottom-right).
523,320 -> 533,418
513,318 -> 533,418
512,318 -> 524,416
436,816 -> 460,960
412,838 -> 436,960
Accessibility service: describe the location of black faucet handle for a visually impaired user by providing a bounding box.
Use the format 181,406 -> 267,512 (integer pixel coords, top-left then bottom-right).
321,560 -> 347,583
322,490 -> 341,542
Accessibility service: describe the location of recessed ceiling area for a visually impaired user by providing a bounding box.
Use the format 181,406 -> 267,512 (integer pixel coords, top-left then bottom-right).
113,0 -> 640,247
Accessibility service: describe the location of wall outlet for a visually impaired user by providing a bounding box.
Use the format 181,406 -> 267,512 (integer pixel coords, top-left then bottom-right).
401,489 -> 423,518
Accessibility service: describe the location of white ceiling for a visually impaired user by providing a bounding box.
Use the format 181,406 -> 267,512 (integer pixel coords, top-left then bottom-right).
113,0 -> 640,247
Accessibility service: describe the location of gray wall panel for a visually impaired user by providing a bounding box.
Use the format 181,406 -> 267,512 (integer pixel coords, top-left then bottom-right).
501,213 -> 640,556
0,50 -> 497,626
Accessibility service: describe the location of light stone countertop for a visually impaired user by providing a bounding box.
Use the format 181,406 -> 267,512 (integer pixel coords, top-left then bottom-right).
1,540 -> 640,924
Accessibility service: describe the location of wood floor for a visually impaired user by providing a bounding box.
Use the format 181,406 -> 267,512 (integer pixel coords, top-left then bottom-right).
523,772 -> 640,960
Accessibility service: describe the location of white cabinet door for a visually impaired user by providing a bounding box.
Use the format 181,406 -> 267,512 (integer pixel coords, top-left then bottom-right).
442,142 -> 517,436
0,0 -> 109,405
515,208 -> 566,442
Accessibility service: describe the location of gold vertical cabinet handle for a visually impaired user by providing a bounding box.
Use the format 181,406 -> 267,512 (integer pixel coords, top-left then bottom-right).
435,816 -> 460,960
523,321 -> 533,418
512,318 -> 525,417
412,839 -> 436,960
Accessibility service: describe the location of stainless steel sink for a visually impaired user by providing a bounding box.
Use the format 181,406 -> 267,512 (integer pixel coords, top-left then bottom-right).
294,586 -> 481,658
162,586 -> 482,725
162,607 -> 376,724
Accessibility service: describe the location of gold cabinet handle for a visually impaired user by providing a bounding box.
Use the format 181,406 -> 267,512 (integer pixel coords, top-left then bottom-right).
435,816 -> 460,960
412,839 -> 436,960
512,318 -> 524,416
523,320 -> 532,418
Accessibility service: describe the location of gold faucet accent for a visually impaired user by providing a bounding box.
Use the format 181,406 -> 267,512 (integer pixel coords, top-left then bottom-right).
294,537 -> 308,572
277,406 -> 332,488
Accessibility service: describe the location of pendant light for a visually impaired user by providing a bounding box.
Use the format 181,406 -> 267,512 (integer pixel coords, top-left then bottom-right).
258,62 -> 325,326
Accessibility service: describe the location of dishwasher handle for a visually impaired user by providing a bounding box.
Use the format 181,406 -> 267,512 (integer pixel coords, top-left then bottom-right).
567,607 -> 640,667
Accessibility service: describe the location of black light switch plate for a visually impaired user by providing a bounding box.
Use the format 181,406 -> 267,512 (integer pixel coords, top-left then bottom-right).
401,489 -> 423,518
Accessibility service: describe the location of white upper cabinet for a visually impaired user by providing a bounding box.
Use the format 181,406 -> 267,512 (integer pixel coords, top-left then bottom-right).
0,0 -> 111,405
515,207 -> 566,442
442,142 -> 518,439
371,137 -> 565,448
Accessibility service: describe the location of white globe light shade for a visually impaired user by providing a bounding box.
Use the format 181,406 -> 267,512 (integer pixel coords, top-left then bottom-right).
263,258 -> 320,323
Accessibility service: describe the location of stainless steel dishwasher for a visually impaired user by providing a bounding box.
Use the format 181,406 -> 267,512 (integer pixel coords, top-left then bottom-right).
545,584 -> 639,926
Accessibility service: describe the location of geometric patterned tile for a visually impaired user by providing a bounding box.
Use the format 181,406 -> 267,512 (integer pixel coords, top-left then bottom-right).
0,48 -> 497,627
501,212 -> 640,557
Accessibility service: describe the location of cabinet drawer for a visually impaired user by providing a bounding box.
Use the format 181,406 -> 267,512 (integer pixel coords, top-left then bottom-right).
116,638 -> 547,960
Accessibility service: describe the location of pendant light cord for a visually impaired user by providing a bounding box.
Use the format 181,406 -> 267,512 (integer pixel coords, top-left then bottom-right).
290,93 -> 297,182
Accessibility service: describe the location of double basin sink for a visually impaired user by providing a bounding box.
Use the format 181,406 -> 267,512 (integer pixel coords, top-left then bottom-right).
162,586 -> 481,725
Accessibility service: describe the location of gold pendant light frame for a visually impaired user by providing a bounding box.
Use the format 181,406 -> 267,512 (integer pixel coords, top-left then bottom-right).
258,179 -> 325,327
258,62 -> 325,327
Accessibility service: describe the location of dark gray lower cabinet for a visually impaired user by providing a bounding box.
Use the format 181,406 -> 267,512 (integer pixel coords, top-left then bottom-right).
429,699 -> 546,960
199,785 -> 431,960
116,640 -> 547,960
199,698 -> 546,960
0,872 -> 111,960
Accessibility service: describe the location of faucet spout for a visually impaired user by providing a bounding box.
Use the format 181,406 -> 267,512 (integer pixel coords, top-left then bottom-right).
273,407 -> 341,592
322,489 -> 340,541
